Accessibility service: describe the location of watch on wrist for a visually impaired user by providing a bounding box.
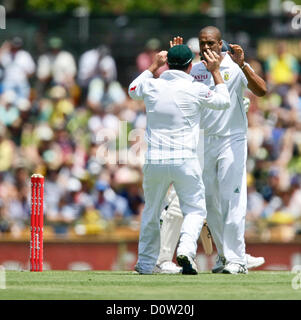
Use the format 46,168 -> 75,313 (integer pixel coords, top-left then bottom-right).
240,62 -> 247,70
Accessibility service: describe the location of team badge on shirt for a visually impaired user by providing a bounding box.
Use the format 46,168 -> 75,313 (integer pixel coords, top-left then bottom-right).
223,71 -> 230,81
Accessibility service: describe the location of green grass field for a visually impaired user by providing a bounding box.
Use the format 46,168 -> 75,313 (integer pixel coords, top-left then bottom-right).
0,271 -> 300,300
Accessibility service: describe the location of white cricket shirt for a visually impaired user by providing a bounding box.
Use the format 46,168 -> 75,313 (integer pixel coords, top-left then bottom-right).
191,53 -> 249,136
0,50 -> 35,84
128,69 -> 230,163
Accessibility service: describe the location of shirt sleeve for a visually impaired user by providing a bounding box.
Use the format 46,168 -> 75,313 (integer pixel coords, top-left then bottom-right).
239,62 -> 254,88
128,70 -> 153,100
198,83 -> 231,110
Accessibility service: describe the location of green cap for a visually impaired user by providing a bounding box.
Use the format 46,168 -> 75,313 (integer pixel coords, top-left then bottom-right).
49,37 -> 63,49
167,44 -> 194,67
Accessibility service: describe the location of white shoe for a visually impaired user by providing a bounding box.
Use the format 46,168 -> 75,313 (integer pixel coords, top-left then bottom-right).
212,255 -> 226,273
176,255 -> 198,275
223,262 -> 248,274
154,261 -> 182,274
246,254 -> 265,269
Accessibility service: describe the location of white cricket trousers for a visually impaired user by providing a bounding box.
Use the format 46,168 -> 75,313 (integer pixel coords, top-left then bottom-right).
157,133 -> 247,265
137,159 -> 207,274
203,134 -> 247,264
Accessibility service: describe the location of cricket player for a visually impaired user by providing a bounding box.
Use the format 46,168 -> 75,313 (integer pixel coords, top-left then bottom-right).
129,44 -> 231,274
156,27 -> 267,274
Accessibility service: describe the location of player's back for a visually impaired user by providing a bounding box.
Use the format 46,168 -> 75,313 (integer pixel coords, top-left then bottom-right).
144,70 -> 202,130
142,70 -> 203,162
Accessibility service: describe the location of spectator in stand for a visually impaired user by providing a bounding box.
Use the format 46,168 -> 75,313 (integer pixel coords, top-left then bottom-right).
9,97 -> 32,146
0,37 -> 35,100
77,171 -> 95,206
112,166 -> 144,218
260,116 -> 295,168
0,166 -> 30,237
246,173 -> 265,237
6,182 -> 29,237
265,41 -> 299,90
285,175 -> 301,220
36,37 -> 77,94
34,123 -> 64,170
86,58 -> 126,113
44,168 -> 64,220
47,177 -> 84,235
48,85 -> 75,129
78,45 -> 117,102
94,180 -> 132,221
0,199 -> 10,234
0,90 -> 20,128
286,84 -> 301,123
136,38 -> 168,77
260,167 -> 285,218
0,124 -> 15,172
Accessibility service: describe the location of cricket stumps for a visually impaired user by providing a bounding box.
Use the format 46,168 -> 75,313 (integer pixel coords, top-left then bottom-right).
30,174 -> 44,272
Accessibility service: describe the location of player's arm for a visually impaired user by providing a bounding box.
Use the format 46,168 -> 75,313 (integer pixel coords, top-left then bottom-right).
128,70 -> 152,100
128,50 -> 167,100
198,50 -> 231,110
228,44 -> 267,97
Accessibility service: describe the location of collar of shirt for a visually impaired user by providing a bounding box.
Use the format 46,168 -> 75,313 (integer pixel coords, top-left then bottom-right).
160,69 -> 194,82
220,52 -> 232,68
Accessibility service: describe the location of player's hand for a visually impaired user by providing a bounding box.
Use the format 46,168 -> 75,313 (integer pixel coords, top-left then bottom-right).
148,50 -> 167,73
154,50 -> 168,67
202,50 -> 222,73
228,44 -> 245,68
169,36 -> 183,48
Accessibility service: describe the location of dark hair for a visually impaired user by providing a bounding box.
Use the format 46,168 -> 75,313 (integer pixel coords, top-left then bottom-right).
168,63 -> 190,71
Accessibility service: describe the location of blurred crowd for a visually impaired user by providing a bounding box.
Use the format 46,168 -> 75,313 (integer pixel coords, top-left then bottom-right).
246,40 -> 301,241
0,35 -> 300,242
0,35 -> 146,238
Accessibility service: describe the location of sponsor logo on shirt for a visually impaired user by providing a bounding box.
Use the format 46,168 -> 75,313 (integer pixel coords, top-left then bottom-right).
193,74 -> 208,81
130,86 -> 137,91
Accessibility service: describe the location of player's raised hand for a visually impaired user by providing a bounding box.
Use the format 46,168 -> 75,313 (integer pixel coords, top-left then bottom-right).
169,36 -> 183,48
228,44 -> 245,68
148,50 -> 168,73
202,50 -> 222,73
154,50 -> 168,67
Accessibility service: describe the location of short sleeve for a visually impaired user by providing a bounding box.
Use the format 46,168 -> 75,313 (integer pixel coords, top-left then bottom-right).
239,62 -> 254,88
